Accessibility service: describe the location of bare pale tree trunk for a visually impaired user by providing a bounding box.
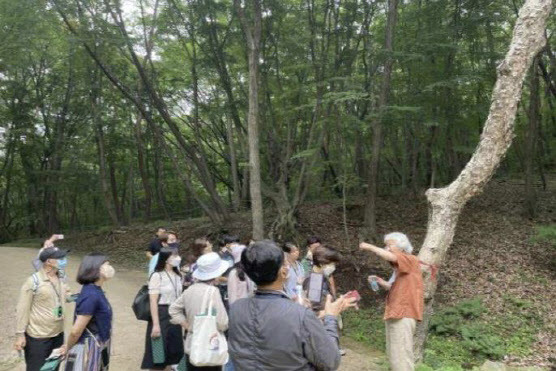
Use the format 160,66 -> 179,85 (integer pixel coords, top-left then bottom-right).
235,0 -> 264,240
414,0 -> 552,360
363,0 -> 398,238
525,55 -> 540,218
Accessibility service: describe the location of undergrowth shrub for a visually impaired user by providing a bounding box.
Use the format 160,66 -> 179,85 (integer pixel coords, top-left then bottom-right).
429,298 -> 485,336
424,296 -> 542,369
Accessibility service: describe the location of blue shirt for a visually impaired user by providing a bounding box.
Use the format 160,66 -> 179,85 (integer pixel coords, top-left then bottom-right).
148,253 -> 159,276
284,262 -> 305,298
76,284 -> 113,343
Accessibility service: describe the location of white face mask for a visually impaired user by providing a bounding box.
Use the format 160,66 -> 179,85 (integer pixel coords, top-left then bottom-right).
100,264 -> 115,280
170,256 -> 182,267
322,264 -> 336,277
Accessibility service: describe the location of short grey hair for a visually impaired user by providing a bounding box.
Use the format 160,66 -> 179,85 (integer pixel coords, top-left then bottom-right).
384,232 -> 413,253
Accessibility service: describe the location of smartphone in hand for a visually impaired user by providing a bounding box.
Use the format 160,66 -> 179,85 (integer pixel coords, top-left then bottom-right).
54,234 -> 64,240
307,273 -> 324,303
344,290 -> 361,302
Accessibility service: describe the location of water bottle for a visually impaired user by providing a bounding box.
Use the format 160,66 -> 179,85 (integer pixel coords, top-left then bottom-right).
295,284 -> 304,304
370,277 -> 379,292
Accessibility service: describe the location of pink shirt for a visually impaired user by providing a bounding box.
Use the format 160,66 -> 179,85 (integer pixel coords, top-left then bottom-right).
227,268 -> 256,305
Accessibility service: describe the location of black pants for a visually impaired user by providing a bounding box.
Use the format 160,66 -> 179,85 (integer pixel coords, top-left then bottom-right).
24,332 -> 64,371
186,356 -> 222,371
141,305 -> 184,369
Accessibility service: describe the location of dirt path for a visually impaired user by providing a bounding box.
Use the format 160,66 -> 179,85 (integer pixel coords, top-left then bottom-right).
0,246 -> 383,371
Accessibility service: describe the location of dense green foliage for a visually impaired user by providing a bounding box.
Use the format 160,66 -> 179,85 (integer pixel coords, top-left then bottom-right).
344,296 -> 546,370
0,0 -> 554,241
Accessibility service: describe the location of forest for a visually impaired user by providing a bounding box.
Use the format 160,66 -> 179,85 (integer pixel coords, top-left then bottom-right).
0,0 -> 555,369
0,0 -> 554,243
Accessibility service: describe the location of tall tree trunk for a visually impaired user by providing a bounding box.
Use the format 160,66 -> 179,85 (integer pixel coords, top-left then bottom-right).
95,122 -> 120,227
44,55 -> 74,234
95,121 -> 120,227
525,55 -> 541,218
91,69 -> 120,227
226,118 -> 242,212
0,134 -> 15,241
127,160 -> 135,222
133,114 -> 153,221
236,0 -> 264,240
108,154 -> 124,223
152,124 -> 169,219
414,0 -> 552,360
363,0 -> 398,238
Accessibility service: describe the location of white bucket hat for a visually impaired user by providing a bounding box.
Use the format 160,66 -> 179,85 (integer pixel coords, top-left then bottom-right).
192,252 -> 230,281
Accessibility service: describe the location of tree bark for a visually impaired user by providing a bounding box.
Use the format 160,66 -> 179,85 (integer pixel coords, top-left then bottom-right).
0,132 -> 15,241
235,0 -> 264,240
525,55 -> 541,218
91,71 -> 120,226
363,0 -> 398,238
95,121 -> 120,227
414,0 -> 552,361
107,151 -> 124,223
133,114 -> 153,221
226,118 -> 242,212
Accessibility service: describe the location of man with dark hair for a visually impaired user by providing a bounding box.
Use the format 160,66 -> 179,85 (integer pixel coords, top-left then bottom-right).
219,234 -> 239,266
148,231 -> 179,275
229,240 -> 355,370
145,227 -> 167,260
32,234 -> 63,271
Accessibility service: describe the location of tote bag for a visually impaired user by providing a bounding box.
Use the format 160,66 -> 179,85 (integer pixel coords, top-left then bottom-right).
132,273 -> 158,321
189,287 -> 229,366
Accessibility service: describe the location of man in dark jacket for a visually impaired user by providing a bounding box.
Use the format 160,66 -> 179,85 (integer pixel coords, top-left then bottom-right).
145,227 -> 166,260
228,240 -> 355,371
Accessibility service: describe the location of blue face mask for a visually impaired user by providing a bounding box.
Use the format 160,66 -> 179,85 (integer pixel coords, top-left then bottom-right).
57,258 -> 68,270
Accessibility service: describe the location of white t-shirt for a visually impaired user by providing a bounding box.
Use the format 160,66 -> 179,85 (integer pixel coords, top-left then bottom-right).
148,271 -> 182,305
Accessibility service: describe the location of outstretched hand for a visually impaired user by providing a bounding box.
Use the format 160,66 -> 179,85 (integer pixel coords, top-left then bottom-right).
324,294 -> 358,317
359,242 -> 376,251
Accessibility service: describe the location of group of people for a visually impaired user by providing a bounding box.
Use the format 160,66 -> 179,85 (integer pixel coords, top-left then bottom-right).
15,242 -> 114,371
15,228 -> 424,371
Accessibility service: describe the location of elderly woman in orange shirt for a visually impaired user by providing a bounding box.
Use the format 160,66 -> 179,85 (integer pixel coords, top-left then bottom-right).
360,232 -> 424,371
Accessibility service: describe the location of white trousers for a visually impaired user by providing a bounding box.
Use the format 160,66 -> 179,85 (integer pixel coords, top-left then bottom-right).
385,318 -> 417,371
